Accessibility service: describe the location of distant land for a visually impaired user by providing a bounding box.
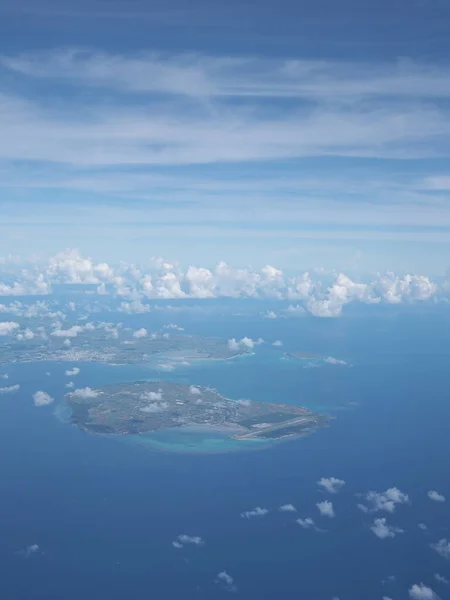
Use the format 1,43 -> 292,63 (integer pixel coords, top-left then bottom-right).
66,381 -> 329,441
0,331 -> 249,365
285,352 -> 323,360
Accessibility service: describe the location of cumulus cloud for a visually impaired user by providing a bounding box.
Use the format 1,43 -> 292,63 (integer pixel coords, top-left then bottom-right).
51,325 -> 84,338
228,337 -> 264,351
157,362 -> 175,371
272,340 -> 283,346
324,357 -> 347,366
65,381 -> 74,389
164,323 -> 184,331
418,523 -> 428,531
0,321 -> 20,336
0,384 -> 20,395
316,501 -> 335,518
65,367 -> 80,377
236,398 -> 251,407
431,539 -> 450,560
140,401 -> 169,413
69,387 -> 100,399
216,571 -> 237,593
264,311 -> 277,319
409,583 -> 439,600
189,386 -> 201,395
119,299 -> 150,313
132,328 -> 147,339
240,507 -> 270,519
296,517 -> 315,529
428,491 -> 445,502
32,391 -> 54,407
370,518 -> 404,539
279,504 -> 296,512
358,487 -> 409,513
0,250 -> 447,316
18,544 -> 40,558
434,574 -> 448,585
140,391 -> 163,401
172,534 -> 204,548
318,477 -> 346,494
16,328 -> 34,341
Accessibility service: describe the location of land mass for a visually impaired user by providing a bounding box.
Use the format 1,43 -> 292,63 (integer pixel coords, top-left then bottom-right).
0,331 -> 249,365
66,381 -> 329,441
285,352 -> 323,359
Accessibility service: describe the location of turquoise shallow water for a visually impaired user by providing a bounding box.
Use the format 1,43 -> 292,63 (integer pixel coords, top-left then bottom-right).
125,426 -> 271,454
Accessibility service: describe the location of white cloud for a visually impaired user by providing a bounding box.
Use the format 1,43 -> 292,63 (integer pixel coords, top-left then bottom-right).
279,504 -> 296,512
434,574 -> 449,585
132,328 -> 147,339
216,571 -> 237,592
370,518 -> 404,539
228,337 -> 263,351
236,398 -> 251,407
264,311 -> 277,319
140,391 -> 163,401
0,321 -> 20,336
119,299 -> 150,313
409,583 -> 438,600
140,401 -> 169,413
0,250 -> 447,315
19,544 -> 40,558
318,477 -> 346,494
240,507 -> 270,519
296,517 -> 315,529
189,386 -> 201,395
32,391 -> 54,407
428,491 -> 445,503
272,340 -> 283,346
316,501 -> 335,518
65,381 -> 74,389
164,323 -> 184,331
157,362 -> 175,371
287,304 -> 306,314
69,387 -> 100,399
324,357 -> 347,366
0,373 -> 8,379
431,539 -> 450,560
16,328 -> 34,341
65,367 -> 80,377
0,384 -> 20,395
418,523 -> 428,531
51,325 -> 84,338
358,487 -> 409,513
173,534 -> 204,547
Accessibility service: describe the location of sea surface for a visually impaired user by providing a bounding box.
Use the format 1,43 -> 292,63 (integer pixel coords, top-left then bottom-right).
1,303 -> 450,599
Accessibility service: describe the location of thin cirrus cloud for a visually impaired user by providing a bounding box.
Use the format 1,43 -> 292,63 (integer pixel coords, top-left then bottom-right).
1,50 -> 450,271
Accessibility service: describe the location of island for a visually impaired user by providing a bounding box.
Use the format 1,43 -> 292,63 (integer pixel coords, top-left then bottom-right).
285,352 -> 323,360
66,381 -> 329,441
0,331 -> 250,365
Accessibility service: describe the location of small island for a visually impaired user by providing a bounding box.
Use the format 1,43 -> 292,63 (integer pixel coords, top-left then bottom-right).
66,381 -> 329,441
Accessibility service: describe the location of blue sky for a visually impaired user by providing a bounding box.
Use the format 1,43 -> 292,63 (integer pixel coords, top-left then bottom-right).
1,0 -> 450,274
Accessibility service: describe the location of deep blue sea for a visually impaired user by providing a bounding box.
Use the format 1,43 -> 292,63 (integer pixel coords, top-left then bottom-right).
1,302 -> 450,599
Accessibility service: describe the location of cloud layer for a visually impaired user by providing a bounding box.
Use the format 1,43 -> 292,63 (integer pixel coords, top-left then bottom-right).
0,249 -> 445,318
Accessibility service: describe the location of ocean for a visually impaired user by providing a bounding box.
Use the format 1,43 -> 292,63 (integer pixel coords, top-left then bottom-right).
1,302 -> 450,599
